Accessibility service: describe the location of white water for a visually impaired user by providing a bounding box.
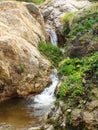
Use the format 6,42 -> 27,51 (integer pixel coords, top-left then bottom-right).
29,69 -> 59,116
29,30 -> 59,116
47,29 -> 58,46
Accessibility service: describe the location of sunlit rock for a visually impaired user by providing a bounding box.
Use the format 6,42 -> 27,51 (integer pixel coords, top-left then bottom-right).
0,1 -> 52,101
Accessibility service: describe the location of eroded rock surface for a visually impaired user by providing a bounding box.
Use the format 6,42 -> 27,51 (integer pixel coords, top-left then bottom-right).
40,0 -> 91,32
0,1 -> 52,101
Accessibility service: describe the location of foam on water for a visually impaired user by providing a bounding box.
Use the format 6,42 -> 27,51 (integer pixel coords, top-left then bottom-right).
47,29 -> 58,46
29,69 -> 59,116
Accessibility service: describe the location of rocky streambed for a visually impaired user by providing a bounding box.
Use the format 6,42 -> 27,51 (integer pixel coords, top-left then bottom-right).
0,0 -> 98,130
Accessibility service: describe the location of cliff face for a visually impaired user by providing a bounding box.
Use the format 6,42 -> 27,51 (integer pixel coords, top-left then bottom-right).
0,1 -> 52,101
40,0 -> 91,45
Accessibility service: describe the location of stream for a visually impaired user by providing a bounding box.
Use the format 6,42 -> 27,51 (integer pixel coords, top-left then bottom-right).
47,29 -> 58,46
0,29 -> 59,129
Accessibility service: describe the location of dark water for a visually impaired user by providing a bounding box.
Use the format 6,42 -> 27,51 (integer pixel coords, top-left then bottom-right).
0,98 -> 42,129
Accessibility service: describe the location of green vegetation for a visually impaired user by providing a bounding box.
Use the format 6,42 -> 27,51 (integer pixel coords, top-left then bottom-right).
16,0 -> 45,4
39,42 -> 63,66
31,0 -> 45,4
62,3 -> 98,46
57,52 -> 98,106
89,0 -> 97,2
46,119 -> 60,129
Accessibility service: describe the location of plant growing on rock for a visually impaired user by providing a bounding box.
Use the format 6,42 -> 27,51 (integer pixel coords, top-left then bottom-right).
38,42 -> 63,66
62,3 -> 98,58
57,52 -> 98,106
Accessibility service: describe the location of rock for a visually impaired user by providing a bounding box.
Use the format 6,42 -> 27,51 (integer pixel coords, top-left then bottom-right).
47,125 -> 54,130
92,88 -> 98,99
0,1 -> 52,101
71,109 -> 83,127
83,111 -> 98,130
86,100 -> 98,111
0,123 -> 16,130
28,126 -> 41,130
66,109 -> 72,113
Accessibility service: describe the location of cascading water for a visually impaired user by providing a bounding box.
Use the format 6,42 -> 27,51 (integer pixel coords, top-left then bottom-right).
29,30 -> 59,116
47,29 -> 58,46
29,69 -> 59,116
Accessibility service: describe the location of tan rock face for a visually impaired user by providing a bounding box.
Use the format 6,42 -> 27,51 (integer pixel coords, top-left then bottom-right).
0,1 -> 52,101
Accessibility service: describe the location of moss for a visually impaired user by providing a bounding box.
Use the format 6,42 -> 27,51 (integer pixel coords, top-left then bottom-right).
46,118 -> 61,129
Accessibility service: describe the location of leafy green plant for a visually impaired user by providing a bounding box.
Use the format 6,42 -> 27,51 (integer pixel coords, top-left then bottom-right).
57,52 -> 98,106
20,65 -> 25,72
38,42 -> 63,66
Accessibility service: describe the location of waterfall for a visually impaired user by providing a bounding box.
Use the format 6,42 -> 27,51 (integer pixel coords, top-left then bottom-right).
47,29 -> 58,46
29,69 -> 59,116
28,30 -> 59,116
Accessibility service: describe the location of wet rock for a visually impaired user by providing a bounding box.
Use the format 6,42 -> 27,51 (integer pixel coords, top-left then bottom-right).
0,1 -> 52,101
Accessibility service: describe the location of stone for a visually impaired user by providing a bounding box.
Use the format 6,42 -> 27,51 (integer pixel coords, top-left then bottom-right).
0,123 -> 16,130
0,1 -> 52,101
92,88 -> 98,99
83,111 -> 95,129
28,126 -> 41,130
86,100 -> 98,111
66,109 -> 72,113
71,109 -> 82,127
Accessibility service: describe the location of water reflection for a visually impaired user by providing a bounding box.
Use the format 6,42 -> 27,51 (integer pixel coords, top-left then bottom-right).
0,98 -> 41,129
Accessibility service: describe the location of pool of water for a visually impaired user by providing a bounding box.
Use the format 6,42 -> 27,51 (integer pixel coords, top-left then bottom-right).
0,69 -> 59,129
0,98 -> 42,129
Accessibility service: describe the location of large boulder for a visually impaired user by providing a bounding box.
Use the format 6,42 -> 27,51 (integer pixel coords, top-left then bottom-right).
0,1 -> 52,101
